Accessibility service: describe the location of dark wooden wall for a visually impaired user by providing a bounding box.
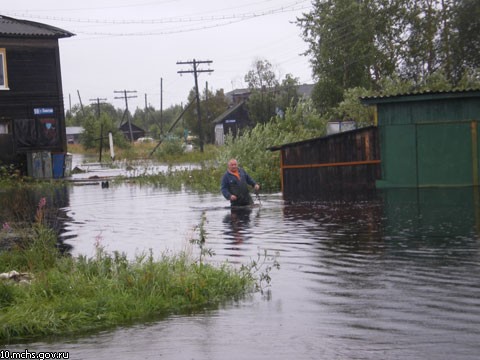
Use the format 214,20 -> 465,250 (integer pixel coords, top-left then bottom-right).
0,38 -> 67,164
278,126 -> 381,200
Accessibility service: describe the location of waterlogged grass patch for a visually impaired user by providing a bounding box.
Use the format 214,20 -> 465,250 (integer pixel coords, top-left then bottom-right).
0,178 -> 279,345
0,241 -> 256,344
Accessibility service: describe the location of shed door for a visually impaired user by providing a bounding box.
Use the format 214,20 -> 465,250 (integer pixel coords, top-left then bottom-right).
416,123 -> 473,186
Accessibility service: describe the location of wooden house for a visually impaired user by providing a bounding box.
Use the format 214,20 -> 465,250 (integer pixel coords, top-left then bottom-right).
119,122 -> 145,142
0,15 -> 73,177
217,84 -> 315,145
212,101 -> 251,145
66,126 -> 84,144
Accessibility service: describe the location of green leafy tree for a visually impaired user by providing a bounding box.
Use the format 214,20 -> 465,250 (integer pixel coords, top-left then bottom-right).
80,112 -> 128,151
449,0 -> 480,83
298,0 -> 386,112
244,59 -> 279,124
244,59 -> 302,124
298,0 -> 480,116
184,87 -> 229,144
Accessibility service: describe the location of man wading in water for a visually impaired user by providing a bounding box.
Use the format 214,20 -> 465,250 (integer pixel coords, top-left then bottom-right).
221,158 -> 260,207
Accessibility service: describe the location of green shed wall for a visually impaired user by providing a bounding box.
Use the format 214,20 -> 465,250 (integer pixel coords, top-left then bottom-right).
372,92 -> 480,188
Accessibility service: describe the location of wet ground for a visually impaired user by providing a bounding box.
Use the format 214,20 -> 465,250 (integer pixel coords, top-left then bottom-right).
3,156 -> 480,359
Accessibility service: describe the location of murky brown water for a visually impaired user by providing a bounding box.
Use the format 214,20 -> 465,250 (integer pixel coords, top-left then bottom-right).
3,156 -> 480,359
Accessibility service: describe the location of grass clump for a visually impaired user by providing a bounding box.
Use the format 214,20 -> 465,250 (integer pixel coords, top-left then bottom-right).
0,248 -> 252,344
0,218 -> 257,344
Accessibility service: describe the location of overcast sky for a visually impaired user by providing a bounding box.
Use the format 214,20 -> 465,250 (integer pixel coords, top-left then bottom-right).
3,0 -> 314,111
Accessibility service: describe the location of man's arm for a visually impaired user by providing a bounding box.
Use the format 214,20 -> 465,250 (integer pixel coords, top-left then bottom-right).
221,174 -> 232,200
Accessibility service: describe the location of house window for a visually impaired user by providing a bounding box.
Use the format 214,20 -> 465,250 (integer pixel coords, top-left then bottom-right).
0,120 -> 10,134
0,49 -> 9,89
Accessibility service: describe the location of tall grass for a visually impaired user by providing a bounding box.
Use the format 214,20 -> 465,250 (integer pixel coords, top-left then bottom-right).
0,208 -> 257,344
0,247 -> 253,343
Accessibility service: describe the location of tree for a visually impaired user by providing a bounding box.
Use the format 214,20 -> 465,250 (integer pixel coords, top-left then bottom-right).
449,0 -> 480,83
298,0 -> 480,115
244,59 -> 301,124
298,0 -> 385,112
184,87 -> 229,144
80,112 -> 128,151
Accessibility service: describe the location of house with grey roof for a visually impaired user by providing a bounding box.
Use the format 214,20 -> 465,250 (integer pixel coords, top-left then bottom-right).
0,15 -> 73,177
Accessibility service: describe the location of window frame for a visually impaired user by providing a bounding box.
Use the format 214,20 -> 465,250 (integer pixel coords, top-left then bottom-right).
0,48 -> 9,90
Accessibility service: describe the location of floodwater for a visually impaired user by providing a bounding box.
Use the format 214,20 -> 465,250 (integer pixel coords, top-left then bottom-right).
3,156 -> 480,360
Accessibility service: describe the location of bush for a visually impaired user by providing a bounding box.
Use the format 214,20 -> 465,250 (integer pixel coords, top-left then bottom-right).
217,99 -> 326,191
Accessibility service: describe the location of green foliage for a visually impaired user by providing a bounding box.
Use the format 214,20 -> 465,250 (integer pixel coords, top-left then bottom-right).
323,72 -> 480,128
218,99 -> 325,191
244,59 -> 302,125
80,113 -> 128,150
298,0 -> 480,113
128,165 -> 224,193
327,87 -> 377,127
184,88 -> 229,143
0,219 -> 257,344
244,59 -> 279,89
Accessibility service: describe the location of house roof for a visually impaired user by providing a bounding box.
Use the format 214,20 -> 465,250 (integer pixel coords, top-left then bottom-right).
66,126 -> 84,135
361,88 -> 480,105
225,84 -> 315,102
119,122 -> 145,132
212,101 -> 246,125
268,126 -> 377,152
0,15 -> 74,38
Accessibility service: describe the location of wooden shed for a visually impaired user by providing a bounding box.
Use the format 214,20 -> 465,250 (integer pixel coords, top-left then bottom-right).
119,122 -> 145,142
0,15 -> 73,177
268,126 -> 381,200
361,89 -> 480,188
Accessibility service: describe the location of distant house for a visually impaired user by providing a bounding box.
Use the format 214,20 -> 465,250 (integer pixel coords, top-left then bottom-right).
119,122 -> 145,142
212,101 -> 251,145
66,126 -> 84,144
216,84 -> 315,144
225,84 -> 314,104
0,15 -> 74,177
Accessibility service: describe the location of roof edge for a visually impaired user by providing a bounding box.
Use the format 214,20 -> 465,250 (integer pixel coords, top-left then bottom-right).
361,88 -> 480,105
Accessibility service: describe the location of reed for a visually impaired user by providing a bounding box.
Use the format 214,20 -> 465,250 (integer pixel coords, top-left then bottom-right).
127,164 -> 223,193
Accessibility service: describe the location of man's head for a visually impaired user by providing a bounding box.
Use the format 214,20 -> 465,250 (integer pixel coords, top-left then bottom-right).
228,159 -> 238,172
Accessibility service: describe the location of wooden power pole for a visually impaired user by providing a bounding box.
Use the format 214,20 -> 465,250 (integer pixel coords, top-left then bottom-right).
176,59 -> 213,152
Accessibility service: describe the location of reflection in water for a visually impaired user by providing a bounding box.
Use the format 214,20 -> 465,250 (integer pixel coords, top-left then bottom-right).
223,207 -> 252,246
0,184 -> 72,252
2,185 -> 480,360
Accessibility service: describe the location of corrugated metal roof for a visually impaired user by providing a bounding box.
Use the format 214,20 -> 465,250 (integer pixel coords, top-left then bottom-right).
268,125 -> 377,151
361,88 -> 480,105
0,15 -> 74,38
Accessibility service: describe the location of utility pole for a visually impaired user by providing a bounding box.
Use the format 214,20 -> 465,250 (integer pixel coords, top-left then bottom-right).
205,81 -> 210,143
77,90 -> 85,116
177,59 -> 213,152
114,90 -> 137,142
89,97 -> 107,162
160,78 -> 163,135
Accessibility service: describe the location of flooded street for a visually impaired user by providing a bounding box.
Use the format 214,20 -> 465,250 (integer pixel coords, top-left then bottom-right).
3,157 -> 480,359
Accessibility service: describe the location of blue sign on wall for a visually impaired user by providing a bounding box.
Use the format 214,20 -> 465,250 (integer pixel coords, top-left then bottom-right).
34,108 -> 54,115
